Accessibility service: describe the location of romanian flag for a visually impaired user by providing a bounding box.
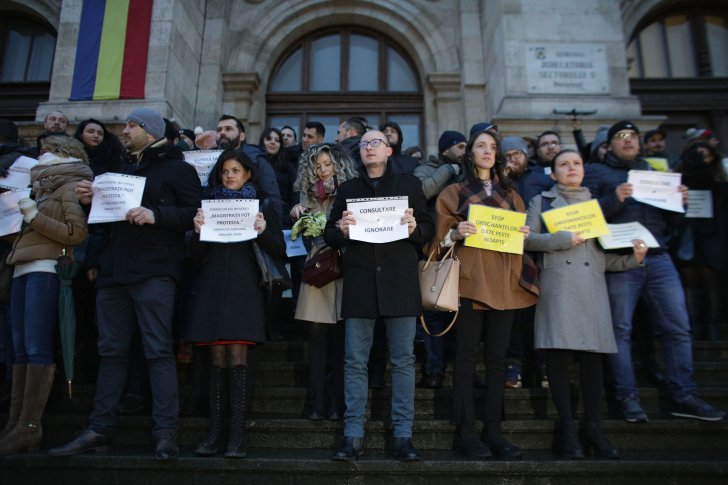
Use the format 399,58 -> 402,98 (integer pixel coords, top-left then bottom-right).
70,0 -> 153,100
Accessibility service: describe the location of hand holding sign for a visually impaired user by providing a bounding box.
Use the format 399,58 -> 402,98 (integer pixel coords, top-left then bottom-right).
346,197 -> 409,243
464,205 -> 527,254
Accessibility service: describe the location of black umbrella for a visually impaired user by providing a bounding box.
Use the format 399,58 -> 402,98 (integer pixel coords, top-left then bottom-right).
55,251 -> 79,398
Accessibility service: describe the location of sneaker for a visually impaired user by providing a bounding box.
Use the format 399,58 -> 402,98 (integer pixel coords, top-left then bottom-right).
671,395 -> 726,422
505,363 -> 522,389
618,396 -> 649,423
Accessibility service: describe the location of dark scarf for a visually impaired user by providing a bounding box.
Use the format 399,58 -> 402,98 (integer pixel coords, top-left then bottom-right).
456,177 -> 540,297
209,182 -> 257,200
603,151 -> 648,171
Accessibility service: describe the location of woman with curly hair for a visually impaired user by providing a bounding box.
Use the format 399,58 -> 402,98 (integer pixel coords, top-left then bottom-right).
0,135 -> 93,454
73,118 -> 124,176
291,144 -> 356,420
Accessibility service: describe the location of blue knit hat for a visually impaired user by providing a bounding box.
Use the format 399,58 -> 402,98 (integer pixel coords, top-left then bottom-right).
438,130 -> 467,154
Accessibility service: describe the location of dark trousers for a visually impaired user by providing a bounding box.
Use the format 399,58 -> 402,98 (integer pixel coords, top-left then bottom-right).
545,349 -> 603,423
88,277 -> 178,437
452,298 -> 514,428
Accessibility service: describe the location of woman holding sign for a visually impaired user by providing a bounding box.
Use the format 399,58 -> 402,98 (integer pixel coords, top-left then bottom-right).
0,135 -> 93,454
291,144 -> 356,420
186,149 -> 285,458
435,129 -> 538,459
525,149 -> 647,459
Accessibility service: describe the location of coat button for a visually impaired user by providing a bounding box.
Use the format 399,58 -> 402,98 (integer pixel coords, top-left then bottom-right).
566,260 -> 572,264
376,266 -> 382,272
584,262 -> 590,266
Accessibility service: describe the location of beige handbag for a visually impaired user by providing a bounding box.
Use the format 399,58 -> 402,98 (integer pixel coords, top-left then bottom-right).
418,244 -> 459,336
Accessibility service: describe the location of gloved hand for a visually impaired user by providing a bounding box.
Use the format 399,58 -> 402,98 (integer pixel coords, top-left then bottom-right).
18,198 -> 38,224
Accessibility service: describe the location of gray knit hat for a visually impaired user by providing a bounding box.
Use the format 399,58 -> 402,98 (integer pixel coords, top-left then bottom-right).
591,129 -> 608,156
126,108 -> 165,140
500,136 -> 528,156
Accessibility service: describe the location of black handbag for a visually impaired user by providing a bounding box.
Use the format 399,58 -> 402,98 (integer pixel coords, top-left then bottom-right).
252,241 -> 293,299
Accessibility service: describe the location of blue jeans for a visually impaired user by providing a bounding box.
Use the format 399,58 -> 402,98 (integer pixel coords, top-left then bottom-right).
344,317 -> 416,438
416,311 -> 445,375
606,253 -> 696,402
10,272 -> 59,365
88,277 -> 178,437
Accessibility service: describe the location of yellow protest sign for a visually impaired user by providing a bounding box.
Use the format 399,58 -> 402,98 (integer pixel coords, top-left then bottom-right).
540,199 -> 609,239
464,204 -> 526,255
644,157 -> 669,172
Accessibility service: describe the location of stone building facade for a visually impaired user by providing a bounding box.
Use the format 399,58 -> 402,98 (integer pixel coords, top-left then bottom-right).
2,0 -> 727,155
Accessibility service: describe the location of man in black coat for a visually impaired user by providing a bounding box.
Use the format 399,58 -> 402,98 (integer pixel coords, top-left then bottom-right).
49,108 -> 202,460
325,129 -> 434,462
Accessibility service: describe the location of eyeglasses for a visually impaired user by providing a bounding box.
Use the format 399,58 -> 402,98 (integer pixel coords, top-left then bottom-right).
358,139 -> 389,149
504,151 -> 525,161
614,132 -> 638,141
539,141 -> 560,149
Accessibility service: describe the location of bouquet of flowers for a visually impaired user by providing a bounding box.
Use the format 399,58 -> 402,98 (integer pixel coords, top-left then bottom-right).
290,211 -> 327,240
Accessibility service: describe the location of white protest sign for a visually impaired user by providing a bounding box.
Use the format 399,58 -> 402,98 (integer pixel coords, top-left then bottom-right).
0,156 -> 37,191
283,229 -> 308,257
597,222 -> 660,250
183,150 -> 222,186
686,190 -> 713,218
88,173 -> 146,223
347,196 -> 409,244
0,189 -> 30,237
627,170 -> 684,213
200,199 -> 258,243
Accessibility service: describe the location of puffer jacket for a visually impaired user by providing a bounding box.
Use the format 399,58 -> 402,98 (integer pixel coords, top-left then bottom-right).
8,154 -> 93,264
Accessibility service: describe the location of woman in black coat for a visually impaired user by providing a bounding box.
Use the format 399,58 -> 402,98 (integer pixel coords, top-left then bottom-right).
186,149 -> 285,458
73,118 -> 124,176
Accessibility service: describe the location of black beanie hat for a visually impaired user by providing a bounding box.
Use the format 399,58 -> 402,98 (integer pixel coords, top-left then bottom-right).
607,120 -> 639,144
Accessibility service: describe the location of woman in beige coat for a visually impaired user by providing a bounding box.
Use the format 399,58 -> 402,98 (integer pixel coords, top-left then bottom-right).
291,144 -> 355,420
0,135 -> 93,454
525,149 -> 646,459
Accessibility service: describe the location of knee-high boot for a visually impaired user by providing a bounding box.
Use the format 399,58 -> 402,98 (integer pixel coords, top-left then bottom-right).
0,365 -> 27,440
0,364 -> 55,454
225,365 -> 247,458
195,366 -> 226,456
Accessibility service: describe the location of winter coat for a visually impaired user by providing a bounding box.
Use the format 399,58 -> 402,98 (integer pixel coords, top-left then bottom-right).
8,155 -> 93,265
294,196 -> 342,324
525,185 -> 640,353
88,141 -> 202,288
323,163 -> 433,318
238,143 -> 283,220
413,154 -> 461,202
512,162 -> 554,205
185,194 -> 285,343
582,152 -> 684,253
434,180 -> 539,311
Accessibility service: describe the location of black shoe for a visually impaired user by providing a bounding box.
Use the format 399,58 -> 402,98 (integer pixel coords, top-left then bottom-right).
306,410 -> 324,421
47,429 -> 111,456
671,395 -> 726,421
332,436 -> 364,461
328,410 -> 343,421
155,432 -> 179,461
452,433 -> 491,459
484,424 -> 522,459
553,420 -> 584,460
391,437 -> 421,462
582,421 -> 619,459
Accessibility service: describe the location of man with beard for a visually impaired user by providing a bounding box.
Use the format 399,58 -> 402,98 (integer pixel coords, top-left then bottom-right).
49,108 -> 202,460
380,121 -> 419,175
43,110 -> 69,134
414,130 -> 466,203
215,114 -> 282,218
325,130 -> 433,462
502,135 -> 553,205
583,120 -> 725,424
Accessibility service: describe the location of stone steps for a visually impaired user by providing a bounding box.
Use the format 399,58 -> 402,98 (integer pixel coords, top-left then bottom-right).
3,449 -> 727,485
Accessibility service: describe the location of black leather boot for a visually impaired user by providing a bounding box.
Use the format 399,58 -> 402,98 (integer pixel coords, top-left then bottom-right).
582,421 -> 619,459
195,366 -> 226,456
225,365 -> 247,458
553,420 -> 584,459
452,424 -> 491,459
484,421 -> 522,459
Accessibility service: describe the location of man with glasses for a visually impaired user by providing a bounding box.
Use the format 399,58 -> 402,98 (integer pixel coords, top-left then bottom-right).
583,120 -> 725,423
502,136 -> 554,205
325,130 -> 433,462
536,131 -> 561,168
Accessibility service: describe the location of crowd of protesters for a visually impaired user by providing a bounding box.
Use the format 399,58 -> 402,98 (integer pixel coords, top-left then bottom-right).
0,107 -> 725,463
